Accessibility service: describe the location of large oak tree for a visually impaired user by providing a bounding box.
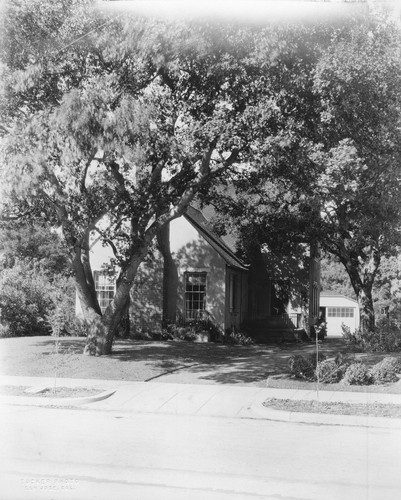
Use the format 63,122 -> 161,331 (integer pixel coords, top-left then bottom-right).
0,0 -> 280,354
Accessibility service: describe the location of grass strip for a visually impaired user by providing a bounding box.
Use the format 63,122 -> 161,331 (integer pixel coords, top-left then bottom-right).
263,398 -> 401,419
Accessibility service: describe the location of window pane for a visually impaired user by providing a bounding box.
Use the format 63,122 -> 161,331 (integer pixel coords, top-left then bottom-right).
185,273 -> 206,320
95,272 -> 116,313
327,307 -> 355,318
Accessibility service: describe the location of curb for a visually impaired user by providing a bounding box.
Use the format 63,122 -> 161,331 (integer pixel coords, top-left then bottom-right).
0,389 -> 116,408
250,402 -> 401,429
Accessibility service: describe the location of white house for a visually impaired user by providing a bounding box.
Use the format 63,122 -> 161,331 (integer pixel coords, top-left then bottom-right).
319,291 -> 360,336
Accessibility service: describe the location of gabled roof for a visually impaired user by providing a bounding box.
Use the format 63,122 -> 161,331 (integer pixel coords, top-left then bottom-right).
195,203 -> 239,253
184,206 -> 248,271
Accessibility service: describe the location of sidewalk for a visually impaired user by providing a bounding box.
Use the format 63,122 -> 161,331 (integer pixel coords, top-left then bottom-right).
1,375 -> 401,429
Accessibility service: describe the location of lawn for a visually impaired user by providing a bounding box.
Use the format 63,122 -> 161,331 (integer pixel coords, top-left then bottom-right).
1,335 -> 401,393
0,385 -> 101,398
263,398 -> 401,419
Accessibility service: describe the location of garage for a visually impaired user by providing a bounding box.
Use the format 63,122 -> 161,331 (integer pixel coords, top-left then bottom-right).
319,291 -> 360,336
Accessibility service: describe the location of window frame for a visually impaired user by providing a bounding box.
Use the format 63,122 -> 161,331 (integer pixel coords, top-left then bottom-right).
94,271 -> 116,314
327,307 -> 355,318
184,271 -> 207,321
229,272 -> 239,313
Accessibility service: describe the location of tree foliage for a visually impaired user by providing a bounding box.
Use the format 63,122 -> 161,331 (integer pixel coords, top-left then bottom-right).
2,2 -> 400,349
0,263 -> 53,336
312,19 -> 401,329
1,1 -> 289,353
0,221 -> 76,337
0,222 -> 69,274
215,14 -> 401,331
320,254 -> 354,298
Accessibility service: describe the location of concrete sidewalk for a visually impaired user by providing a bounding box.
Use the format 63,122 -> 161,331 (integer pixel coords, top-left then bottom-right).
1,375 -> 401,429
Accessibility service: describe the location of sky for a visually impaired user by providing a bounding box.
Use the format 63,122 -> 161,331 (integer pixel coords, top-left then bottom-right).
97,0 -> 376,25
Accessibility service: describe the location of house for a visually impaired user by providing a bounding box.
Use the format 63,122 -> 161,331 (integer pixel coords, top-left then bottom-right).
77,205 -> 317,341
319,291 -> 360,336
129,205 -> 290,340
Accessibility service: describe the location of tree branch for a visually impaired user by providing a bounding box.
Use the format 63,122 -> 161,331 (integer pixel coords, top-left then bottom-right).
91,227 -> 120,260
81,149 -> 101,194
158,66 -> 176,92
223,148 -> 240,168
145,143 -> 217,238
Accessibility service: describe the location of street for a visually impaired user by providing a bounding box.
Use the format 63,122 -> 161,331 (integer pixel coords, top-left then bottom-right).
1,403 -> 401,500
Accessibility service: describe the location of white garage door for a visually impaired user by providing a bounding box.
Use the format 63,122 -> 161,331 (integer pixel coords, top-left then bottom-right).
326,307 -> 357,335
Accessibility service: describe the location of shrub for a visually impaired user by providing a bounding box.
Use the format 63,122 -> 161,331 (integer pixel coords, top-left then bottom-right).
0,264 -> 54,336
315,359 -> 343,384
342,362 -> 372,385
342,323 -> 401,353
45,275 -> 79,336
160,317 -> 224,343
334,352 -> 344,366
307,351 -> 327,368
288,352 -> 327,380
341,325 -> 364,351
370,357 -> 401,384
0,263 -> 78,337
289,354 -> 315,380
225,330 -> 254,346
0,323 -> 12,338
130,328 -> 154,340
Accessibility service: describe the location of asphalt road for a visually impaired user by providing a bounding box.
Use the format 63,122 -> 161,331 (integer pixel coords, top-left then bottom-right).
1,403 -> 401,500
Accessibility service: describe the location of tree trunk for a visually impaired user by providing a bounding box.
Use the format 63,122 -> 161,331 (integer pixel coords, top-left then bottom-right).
72,234 -> 102,317
82,242 -> 149,356
308,242 -> 321,332
83,293 -> 131,356
337,245 -> 380,334
157,223 -> 178,327
84,317 -> 112,356
115,299 -> 131,339
357,286 -> 375,333
115,274 -> 131,339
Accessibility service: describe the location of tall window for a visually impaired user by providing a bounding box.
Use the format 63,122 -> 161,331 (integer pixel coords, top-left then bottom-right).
94,272 -> 115,314
184,272 -> 207,320
229,273 -> 238,312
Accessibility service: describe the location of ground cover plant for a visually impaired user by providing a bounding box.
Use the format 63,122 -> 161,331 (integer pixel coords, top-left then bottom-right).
288,351 -> 401,387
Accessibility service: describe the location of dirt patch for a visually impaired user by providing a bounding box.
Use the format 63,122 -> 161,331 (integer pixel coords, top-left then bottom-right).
0,385 -> 102,398
263,398 -> 401,419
